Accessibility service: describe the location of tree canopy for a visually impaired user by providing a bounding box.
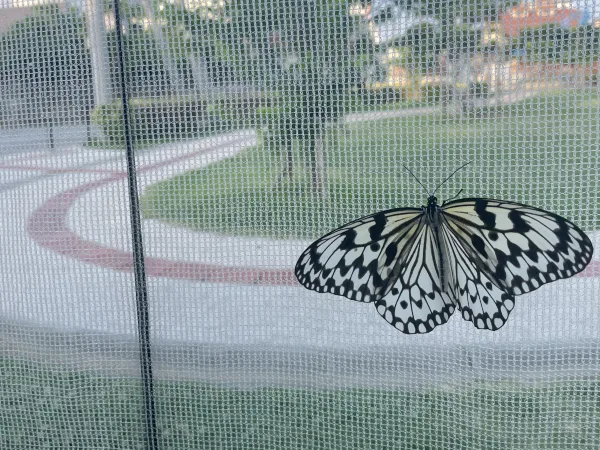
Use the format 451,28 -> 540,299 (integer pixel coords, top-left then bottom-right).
0,4 -> 93,124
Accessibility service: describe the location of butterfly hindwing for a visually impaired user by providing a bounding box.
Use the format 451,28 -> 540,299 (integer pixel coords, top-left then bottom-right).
374,221 -> 457,334
295,208 -> 424,302
442,198 -> 594,295
439,220 -> 515,331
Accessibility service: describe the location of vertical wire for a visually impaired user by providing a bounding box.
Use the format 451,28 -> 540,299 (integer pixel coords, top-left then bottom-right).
111,0 -> 159,448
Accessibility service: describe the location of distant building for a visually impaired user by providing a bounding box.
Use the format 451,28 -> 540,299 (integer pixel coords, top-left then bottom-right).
361,0 -> 437,46
500,0 -> 589,37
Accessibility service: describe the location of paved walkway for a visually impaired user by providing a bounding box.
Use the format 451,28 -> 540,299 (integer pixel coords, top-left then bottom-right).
1,123 -> 599,358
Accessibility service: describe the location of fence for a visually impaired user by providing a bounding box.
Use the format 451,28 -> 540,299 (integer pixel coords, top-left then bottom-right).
0,0 -> 599,448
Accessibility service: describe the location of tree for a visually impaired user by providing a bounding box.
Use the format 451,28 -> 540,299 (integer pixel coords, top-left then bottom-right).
98,0 -> 180,97
149,0 -> 366,195
154,1 -> 235,93
399,23 -> 441,74
401,0 -> 500,112
105,23 -> 170,97
516,24 -> 600,64
0,5 -> 93,143
225,0 -> 363,195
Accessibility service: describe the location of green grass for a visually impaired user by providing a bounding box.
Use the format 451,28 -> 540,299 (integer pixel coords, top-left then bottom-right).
141,89 -> 600,238
1,358 -> 599,449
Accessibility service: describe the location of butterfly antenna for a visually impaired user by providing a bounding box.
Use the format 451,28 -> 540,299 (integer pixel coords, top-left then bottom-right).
432,161 -> 471,196
441,188 -> 464,206
402,164 -> 431,196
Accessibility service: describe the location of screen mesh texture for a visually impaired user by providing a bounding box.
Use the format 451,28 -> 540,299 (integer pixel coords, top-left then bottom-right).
0,0 -> 599,448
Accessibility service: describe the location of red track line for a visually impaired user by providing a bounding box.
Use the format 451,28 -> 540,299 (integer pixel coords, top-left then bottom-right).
24,169 -> 599,284
22,137 -> 598,284
25,137 -> 298,286
26,174 -> 297,285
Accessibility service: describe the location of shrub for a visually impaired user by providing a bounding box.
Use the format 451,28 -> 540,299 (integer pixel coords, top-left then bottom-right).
211,92 -> 273,127
470,82 -> 490,98
360,86 -> 407,106
421,83 -> 450,104
91,97 -> 211,146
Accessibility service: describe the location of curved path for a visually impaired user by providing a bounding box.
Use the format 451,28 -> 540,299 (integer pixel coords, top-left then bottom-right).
1,125 -> 599,383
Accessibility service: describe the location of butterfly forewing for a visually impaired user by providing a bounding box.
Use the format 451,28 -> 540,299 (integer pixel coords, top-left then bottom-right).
442,199 -> 594,295
295,208 -> 423,302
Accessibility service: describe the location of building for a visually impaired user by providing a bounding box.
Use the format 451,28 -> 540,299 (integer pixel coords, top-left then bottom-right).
500,0 -> 589,37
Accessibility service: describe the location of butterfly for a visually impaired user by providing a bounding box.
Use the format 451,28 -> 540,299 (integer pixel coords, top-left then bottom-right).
295,164 -> 594,334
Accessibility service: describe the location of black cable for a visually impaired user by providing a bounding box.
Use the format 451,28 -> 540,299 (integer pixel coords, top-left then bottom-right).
111,1 -> 159,448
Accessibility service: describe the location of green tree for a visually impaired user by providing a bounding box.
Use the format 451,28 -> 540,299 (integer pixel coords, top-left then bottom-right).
154,0 -> 367,194
0,4 -> 93,129
105,24 -> 170,97
419,0 -> 499,28
516,24 -> 565,62
400,0 -> 500,112
225,0 -> 362,195
154,1 -> 235,91
100,0 -> 180,96
399,23 -> 441,74
516,24 -> 600,64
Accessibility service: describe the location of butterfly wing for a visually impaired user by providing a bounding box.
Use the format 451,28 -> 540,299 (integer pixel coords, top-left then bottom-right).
295,207 -> 425,302
438,218 -> 515,330
373,220 -> 457,334
441,198 -> 594,296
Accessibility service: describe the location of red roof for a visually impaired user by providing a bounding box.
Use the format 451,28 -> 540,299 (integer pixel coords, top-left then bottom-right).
500,1 -> 585,37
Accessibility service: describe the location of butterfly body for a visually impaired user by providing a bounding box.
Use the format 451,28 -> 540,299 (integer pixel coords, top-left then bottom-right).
295,196 -> 593,334
422,196 -> 448,292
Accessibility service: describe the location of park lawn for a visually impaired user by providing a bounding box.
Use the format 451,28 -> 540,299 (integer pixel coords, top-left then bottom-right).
141,89 -> 600,238
1,357 -> 599,449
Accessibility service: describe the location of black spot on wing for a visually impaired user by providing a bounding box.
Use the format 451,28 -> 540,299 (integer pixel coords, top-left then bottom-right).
508,209 -> 531,233
506,241 -> 523,267
494,250 -> 508,281
357,284 -> 371,298
475,199 -> 496,228
553,220 -> 572,253
338,263 -> 351,277
376,301 -> 438,334
355,254 -> 367,278
563,258 -> 575,273
471,234 -> 487,257
372,270 -> 384,289
339,229 -> 358,250
358,258 -> 380,281
527,265 -> 541,279
511,274 -> 524,287
384,242 -> 398,266
368,213 -> 387,240
546,250 -> 560,263
340,279 -> 355,292
524,240 -> 540,263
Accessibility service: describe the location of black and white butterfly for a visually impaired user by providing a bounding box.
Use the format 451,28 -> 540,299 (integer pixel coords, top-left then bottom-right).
295,165 -> 594,334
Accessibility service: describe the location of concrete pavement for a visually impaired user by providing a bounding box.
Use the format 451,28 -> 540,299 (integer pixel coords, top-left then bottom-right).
1,126 -> 599,385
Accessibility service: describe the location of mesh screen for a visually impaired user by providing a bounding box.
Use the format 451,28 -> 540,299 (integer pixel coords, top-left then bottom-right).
1,0 -> 599,448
